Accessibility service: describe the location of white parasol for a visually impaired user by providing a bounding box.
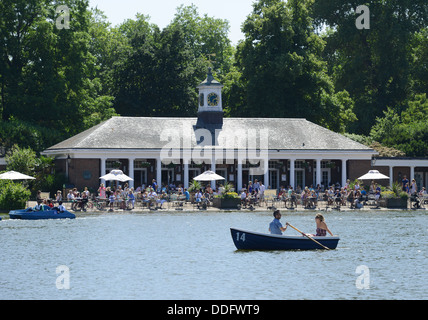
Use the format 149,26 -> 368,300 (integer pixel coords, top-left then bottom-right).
193,171 -> 225,182
0,170 -> 36,180
358,170 -> 389,180
100,170 -> 134,182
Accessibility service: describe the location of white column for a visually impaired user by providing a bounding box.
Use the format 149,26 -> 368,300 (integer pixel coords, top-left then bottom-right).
211,159 -> 216,189
184,160 -> 189,189
341,159 -> 347,188
389,166 -> 394,188
100,158 -> 107,185
237,161 -> 243,192
264,159 -> 270,190
156,157 -> 162,190
289,159 -> 295,189
316,159 -> 322,187
410,166 -> 415,181
128,158 -> 135,189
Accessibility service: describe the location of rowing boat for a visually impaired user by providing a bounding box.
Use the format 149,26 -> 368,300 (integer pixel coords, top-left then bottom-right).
231,228 -> 340,250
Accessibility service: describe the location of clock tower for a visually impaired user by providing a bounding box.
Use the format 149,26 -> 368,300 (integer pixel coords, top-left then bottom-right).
196,68 -> 224,128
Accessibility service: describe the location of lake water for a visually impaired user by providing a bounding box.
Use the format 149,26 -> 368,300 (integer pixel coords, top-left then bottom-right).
0,210 -> 427,300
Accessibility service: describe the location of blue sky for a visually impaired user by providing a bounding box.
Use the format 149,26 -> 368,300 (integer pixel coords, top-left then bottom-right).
88,0 -> 255,44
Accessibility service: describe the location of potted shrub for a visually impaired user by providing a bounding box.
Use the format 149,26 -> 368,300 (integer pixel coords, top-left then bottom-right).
188,180 -> 202,193
379,183 -> 409,209
212,182 -> 241,209
188,180 -> 202,202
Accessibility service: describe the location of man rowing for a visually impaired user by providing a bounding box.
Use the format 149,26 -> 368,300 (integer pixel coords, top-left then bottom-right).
269,210 -> 288,235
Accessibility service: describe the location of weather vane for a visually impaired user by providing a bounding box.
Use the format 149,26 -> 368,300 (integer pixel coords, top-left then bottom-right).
207,53 -> 217,67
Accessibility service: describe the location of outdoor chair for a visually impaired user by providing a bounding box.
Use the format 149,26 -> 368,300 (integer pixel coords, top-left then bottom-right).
264,190 -> 278,209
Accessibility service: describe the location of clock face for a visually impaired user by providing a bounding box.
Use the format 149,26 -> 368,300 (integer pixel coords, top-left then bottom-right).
207,93 -> 219,107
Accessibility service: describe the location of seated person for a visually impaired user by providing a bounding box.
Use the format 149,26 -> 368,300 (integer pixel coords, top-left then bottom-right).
184,188 -> 190,202
55,191 -> 63,202
340,188 -> 348,206
411,193 -> 421,209
127,190 -> 135,209
195,190 -> 203,203
108,193 -> 115,211
360,189 -> 368,204
67,190 -> 76,210
30,201 -> 44,212
47,199 -> 55,209
354,190 -> 363,208
289,190 -> 297,208
347,190 -> 355,207
142,192 -> 151,207
53,201 -> 66,213
240,191 -> 247,206
327,187 -> 335,205
334,189 -> 342,206
156,191 -> 168,209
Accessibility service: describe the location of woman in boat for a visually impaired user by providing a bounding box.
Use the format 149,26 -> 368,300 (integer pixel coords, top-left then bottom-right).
314,213 -> 334,237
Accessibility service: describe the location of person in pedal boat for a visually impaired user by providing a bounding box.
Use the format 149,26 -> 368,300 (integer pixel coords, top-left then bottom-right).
269,210 -> 288,235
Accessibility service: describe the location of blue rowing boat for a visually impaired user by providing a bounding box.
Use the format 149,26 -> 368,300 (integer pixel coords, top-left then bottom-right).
231,228 -> 340,250
9,209 -> 76,220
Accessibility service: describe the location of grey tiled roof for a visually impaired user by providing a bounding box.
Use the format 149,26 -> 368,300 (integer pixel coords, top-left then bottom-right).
46,117 -> 372,152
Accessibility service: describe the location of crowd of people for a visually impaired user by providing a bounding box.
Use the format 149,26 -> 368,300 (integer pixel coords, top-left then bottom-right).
401,175 -> 426,196
49,174 -> 427,212
272,180 -> 382,209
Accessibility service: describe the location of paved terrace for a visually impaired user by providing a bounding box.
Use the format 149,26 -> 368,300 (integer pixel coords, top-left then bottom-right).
19,199 -> 426,218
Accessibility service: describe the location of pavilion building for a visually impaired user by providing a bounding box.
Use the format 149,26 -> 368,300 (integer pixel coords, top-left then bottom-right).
42,69 -> 428,192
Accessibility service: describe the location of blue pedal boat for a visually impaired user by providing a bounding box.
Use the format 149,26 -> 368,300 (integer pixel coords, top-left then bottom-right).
9,209 -> 76,220
231,228 -> 340,250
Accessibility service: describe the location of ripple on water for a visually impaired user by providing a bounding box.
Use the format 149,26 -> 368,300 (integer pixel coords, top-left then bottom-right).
0,210 -> 427,300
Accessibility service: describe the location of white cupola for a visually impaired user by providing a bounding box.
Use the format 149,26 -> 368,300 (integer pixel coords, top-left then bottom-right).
196,68 -> 224,128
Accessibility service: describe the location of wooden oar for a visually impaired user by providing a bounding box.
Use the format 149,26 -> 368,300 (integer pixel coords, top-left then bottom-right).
286,223 -> 330,250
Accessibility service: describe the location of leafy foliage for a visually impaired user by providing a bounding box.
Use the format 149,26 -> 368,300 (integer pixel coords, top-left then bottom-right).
230,0 -> 357,132
0,180 -> 31,211
312,0 -> 428,135
0,0 -> 116,152
370,94 -> 428,157
0,0 -> 426,158
5,145 -> 66,197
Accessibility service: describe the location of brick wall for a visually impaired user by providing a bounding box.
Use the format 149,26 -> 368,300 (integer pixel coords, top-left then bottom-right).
68,159 -> 101,192
348,160 -> 406,186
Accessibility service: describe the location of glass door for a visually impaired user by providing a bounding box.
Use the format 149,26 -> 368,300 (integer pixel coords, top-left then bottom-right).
322,169 -> 330,189
415,172 -> 423,191
134,169 -> 147,189
295,169 -> 305,190
269,169 -> 279,191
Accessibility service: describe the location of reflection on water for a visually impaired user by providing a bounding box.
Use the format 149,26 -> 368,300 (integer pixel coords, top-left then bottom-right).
0,211 -> 426,300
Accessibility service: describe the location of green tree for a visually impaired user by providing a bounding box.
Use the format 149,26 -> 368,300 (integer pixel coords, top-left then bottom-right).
409,28 -> 428,95
112,13 -> 209,117
0,0 -> 116,151
5,144 -> 66,196
5,145 -> 38,176
370,94 -> 428,157
232,0 -> 356,132
170,4 -> 234,76
313,0 -> 428,134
